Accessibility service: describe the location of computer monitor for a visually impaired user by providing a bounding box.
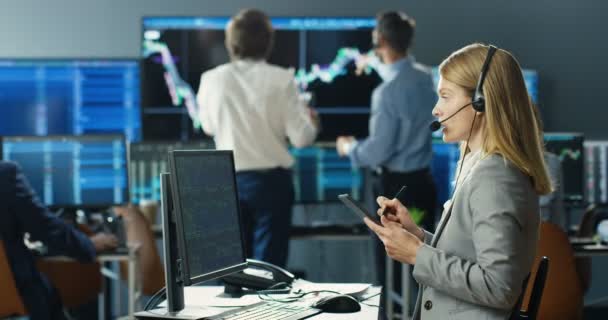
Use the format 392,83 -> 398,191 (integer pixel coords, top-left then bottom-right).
584,141 -> 608,204
0,59 -> 141,141
522,69 -> 539,105
168,150 -> 247,286
128,140 -> 215,204
291,144 -> 363,203
544,132 -> 585,202
141,16 -> 378,141
0,135 -> 129,208
430,140 -> 460,206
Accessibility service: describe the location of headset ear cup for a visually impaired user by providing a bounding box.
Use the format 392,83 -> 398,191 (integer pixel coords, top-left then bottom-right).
472,98 -> 485,112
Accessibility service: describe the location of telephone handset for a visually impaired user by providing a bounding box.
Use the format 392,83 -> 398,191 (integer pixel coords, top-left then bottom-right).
222,258 -> 295,293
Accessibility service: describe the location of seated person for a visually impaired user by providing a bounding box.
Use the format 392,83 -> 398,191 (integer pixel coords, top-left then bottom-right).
0,161 -> 117,320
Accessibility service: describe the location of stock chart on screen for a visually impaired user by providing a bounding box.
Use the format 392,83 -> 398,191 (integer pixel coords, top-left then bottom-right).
544,133 -> 584,202
141,17 -> 378,141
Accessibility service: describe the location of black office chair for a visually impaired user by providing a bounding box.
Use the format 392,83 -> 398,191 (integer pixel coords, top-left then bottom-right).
510,256 -> 550,320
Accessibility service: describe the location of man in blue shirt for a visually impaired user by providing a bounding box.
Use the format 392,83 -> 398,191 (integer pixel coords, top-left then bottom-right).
336,11 -> 437,286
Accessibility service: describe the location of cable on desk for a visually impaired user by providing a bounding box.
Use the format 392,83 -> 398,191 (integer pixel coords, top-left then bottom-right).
144,287 -> 166,311
360,301 -> 380,308
256,282 -> 342,303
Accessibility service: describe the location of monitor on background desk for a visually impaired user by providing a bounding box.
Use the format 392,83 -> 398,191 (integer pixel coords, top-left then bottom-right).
129,141 -> 363,205
291,144 -> 363,203
0,135 -> 129,208
431,133 -> 586,206
0,59 -> 141,141
128,140 -> 215,204
544,132 -> 585,203
584,140 -> 608,204
430,140 -> 460,206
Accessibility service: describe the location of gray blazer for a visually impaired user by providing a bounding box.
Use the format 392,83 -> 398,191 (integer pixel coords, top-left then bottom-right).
412,154 -> 540,320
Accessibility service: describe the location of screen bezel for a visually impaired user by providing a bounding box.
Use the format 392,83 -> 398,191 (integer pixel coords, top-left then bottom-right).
0,134 -> 130,209
168,149 -> 247,286
338,193 -> 379,224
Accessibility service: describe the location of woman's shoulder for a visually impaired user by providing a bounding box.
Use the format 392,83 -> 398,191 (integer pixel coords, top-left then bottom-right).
474,153 -> 531,186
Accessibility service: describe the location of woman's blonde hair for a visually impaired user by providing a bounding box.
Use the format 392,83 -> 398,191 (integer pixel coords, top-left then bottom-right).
439,43 -> 552,195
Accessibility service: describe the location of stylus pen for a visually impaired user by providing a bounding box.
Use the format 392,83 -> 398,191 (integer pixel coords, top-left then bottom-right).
380,185 -> 407,216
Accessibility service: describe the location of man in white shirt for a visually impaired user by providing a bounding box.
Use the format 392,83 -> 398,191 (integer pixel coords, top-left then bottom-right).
196,9 -> 319,267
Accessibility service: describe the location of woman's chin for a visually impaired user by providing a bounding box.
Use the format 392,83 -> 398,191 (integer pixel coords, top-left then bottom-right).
441,128 -> 455,143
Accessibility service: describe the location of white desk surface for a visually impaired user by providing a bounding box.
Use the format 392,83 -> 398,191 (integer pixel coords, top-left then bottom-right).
152,280 -> 381,319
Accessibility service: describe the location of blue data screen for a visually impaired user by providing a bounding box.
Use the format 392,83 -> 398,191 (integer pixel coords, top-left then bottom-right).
291,146 -> 363,203
0,60 -> 141,141
2,136 -> 128,207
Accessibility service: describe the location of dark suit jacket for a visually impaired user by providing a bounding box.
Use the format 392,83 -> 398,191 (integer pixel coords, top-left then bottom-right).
0,161 -> 96,320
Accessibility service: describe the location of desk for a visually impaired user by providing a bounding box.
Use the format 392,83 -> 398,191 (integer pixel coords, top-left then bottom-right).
137,281 -> 382,320
385,260 -> 410,320
570,239 -> 608,307
572,243 -> 608,257
98,245 -> 142,318
43,244 -> 141,319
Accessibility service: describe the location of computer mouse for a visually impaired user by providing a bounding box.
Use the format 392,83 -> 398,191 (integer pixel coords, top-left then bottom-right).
312,294 -> 361,313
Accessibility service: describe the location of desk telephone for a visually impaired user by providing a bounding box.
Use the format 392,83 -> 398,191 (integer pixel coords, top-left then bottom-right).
222,259 -> 295,293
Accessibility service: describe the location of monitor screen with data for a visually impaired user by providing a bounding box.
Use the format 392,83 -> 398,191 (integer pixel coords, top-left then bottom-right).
169,150 -> 246,284
0,59 -> 141,141
1,135 -> 128,207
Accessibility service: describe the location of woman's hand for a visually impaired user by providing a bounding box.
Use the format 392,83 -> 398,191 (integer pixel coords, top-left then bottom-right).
364,216 -> 423,265
376,196 -> 424,241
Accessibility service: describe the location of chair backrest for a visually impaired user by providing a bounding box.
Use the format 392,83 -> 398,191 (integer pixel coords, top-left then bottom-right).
511,256 -> 549,320
36,259 -> 102,308
577,204 -> 598,237
525,256 -> 549,319
115,205 -> 165,295
532,222 -> 583,319
0,240 -> 27,317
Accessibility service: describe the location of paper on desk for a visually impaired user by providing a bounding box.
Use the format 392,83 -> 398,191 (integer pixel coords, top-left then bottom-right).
292,279 -> 371,297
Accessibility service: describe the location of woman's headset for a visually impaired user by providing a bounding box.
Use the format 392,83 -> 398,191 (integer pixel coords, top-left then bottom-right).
471,45 -> 498,113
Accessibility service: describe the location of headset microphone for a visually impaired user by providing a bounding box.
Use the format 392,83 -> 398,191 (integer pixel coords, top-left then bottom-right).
429,120 -> 442,132
429,102 -> 473,131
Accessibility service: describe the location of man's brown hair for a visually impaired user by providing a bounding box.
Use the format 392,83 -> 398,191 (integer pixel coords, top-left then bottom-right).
225,9 -> 274,60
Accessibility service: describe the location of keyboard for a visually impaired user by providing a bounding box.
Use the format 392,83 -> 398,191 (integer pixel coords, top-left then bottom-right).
206,301 -> 321,320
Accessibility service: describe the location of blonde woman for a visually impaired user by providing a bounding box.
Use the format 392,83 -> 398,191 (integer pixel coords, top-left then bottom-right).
365,43 -> 551,319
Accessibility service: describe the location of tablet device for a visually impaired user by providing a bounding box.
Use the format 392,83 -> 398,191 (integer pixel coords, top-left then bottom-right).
338,194 -> 380,224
